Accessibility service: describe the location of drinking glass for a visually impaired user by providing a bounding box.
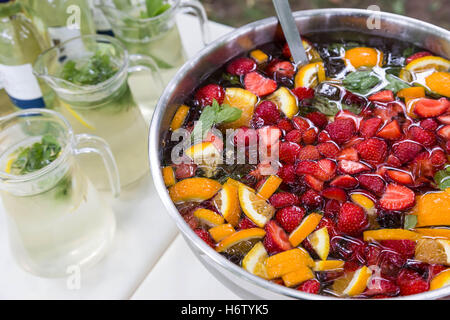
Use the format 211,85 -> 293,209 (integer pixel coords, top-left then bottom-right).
33,35 -> 161,189
0,108 -> 119,277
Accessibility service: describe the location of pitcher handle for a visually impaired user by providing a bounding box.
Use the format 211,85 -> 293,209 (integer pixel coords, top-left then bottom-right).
178,0 -> 211,45
128,54 -> 164,92
73,133 -> 121,198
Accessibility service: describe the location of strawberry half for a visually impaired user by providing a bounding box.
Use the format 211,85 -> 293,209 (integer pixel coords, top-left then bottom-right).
386,169 -> 414,185
377,120 -> 402,140
275,205 -> 305,233
337,202 -> 368,236
368,90 -> 394,102
338,160 -> 370,175
266,60 -> 295,78
226,57 -> 256,75
360,117 -> 383,138
304,174 -> 324,191
356,138 -> 388,163
244,71 -> 277,97
337,147 -> 359,161
357,174 -> 386,196
414,98 -> 450,118
297,279 -> 321,294
379,183 -> 415,211
264,220 -> 292,254
405,51 -> 432,64
292,87 -> 315,100
195,84 -> 225,107
322,187 -> 347,202
438,125 -> 450,140
330,175 -> 359,189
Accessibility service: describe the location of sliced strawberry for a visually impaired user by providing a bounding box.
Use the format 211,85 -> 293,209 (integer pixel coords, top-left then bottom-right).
368,90 -> 394,102
304,174 -> 324,191
266,60 -> 295,78
226,57 -> 256,75
360,117 -> 383,138
194,229 -> 215,248
302,128 -> 318,144
195,84 -> 225,107
295,160 -> 319,176
377,120 -> 402,140
277,118 -> 294,133
317,130 -> 331,143
292,116 -> 310,132
408,126 -> 436,147
238,217 -> 258,230
387,154 -> 402,168
380,240 -> 416,258
364,277 -> 400,297
437,114 -> 450,125
386,169 -> 414,185
337,202 -> 368,236
379,184 -> 415,211
300,189 -> 323,208
297,145 -> 321,161
285,129 -> 303,144
392,141 -> 423,164
326,118 -> 357,145
330,175 -> 358,189
357,174 -> 386,196
356,138 -> 388,163
396,269 -> 429,296
277,164 -> 296,184
244,72 -> 277,97
297,279 -> 321,294
316,159 -> 337,181
438,125 -> 450,140
430,149 -> 447,167
338,160 -> 370,175
322,187 -> 347,202
337,147 -> 359,161
414,98 -> 450,118
269,192 -> 300,208
306,111 -> 328,129
317,142 -> 340,158
292,87 -> 315,100
405,51 -> 432,64
420,118 -> 439,131
279,141 -> 301,164
253,101 -> 281,126
264,220 -> 292,254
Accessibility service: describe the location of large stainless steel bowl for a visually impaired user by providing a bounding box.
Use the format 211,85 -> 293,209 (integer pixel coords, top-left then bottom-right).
150,9 -> 450,300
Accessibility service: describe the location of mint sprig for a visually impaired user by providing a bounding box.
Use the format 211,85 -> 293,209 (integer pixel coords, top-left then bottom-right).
143,0 -> 171,18
434,165 -> 450,191
191,99 -> 242,141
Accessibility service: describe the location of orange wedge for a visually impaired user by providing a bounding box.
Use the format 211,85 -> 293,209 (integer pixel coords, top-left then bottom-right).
400,56 -> 450,82
344,47 -> 383,69
213,180 -> 241,227
267,86 -> 299,119
414,190 -> 450,227
170,105 -> 190,131
242,241 -> 269,279
414,228 -> 450,240
162,166 -> 176,187
332,266 -> 372,297
313,260 -> 345,272
308,227 -> 330,261
363,229 -> 421,242
294,62 -> 326,89
282,265 -> 314,287
209,223 -> 235,242
221,88 -> 257,129
257,175 -> 283,199
351,193 -> 375,211
397,86 -> 426,107
239,184 -> 275,228
169,177 -> 222,203
425,72 -> 450,97
193,208 -> 225,228
266,248 -> 314,279
215,228 -> 266,253
289,213 -> 323,247
415,239 -> 450,266
185,141 -> 222,165
430,269 -> 450,291
250,49 -> 269,64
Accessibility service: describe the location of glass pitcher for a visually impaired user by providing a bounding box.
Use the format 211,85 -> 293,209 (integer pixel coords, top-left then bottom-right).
33,35 -> 161,190
0,109 -> 119,278
97,0 -> 210,84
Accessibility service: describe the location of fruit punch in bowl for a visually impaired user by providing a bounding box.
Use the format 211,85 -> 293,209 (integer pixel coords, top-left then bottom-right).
0,109 -> 119,277
34,35 -> 160,190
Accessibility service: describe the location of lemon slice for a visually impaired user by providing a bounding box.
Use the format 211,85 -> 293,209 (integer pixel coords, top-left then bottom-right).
430,269 -> 450,291
400,56 -> 450,82
185,141 -> 222,166
289,213 -> 323,247
303,40 -> 322,61
193,208 -> 225,228
313,260 -> 345,272
266,87 -> 298,119
332,266 -> 372,297
294,62 -> 326,89
213,180 -> 241,227
250,49 -> 269,64
238,184 -> 275,228
5,157 -> 14,174
415,239 -> 450,266
216,228 -> 266,253
308,227 -> 330,261
60,101 -> 96,130
242,241 -> 269,279
221,88 -> 257,129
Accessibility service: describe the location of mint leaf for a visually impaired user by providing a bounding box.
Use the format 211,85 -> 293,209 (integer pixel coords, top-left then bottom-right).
384,74 -> 410,93
343,71 -> 381,95
404,215 -> 418,230
217,104 -> 242,123
402,47 -> 416,58
434,166 -> 450,190
145,0 -> 171,18
312,95 -> 340,116
222,73 -> 242,86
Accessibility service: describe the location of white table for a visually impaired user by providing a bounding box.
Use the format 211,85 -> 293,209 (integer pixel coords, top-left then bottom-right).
0,14 -> 239,300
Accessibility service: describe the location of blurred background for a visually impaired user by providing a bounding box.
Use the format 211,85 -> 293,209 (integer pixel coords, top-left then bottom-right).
200,0 -> 450,30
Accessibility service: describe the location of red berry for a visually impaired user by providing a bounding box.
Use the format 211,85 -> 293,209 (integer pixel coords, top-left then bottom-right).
357,174 -> 386,196
302,128 -> 317,145
368,90 -> 394,102
338,160 -> 370,175
356,138 -> 388,163
330,175 -> 358,189
226,57 -> 256,75
322,187 -> 347,202
292,116 -> 310,132
438,125 -> 450,140
326,118 -> 356,145
392,141 -> 423,164
364,276 -> 400,297
337,147 -> 359,161
269,192 -> 300,208
292,87 -> 315,100
295,160 -> 319,176
279,141 -> 301,164
430,149 -> 447,167
195,84 -> 225,107
277,118 -> 294,133
317,142 -> 340,158
297,279 -> 320,294
360,117 -> 383,138
194,228 -> 214,248
264,220 -> 292,254
244,72 -> 277,97
254,101 -> 281,126
377,120 -> 402,140
365,243 -> 383,266
437,114 -> 450,125
405,51 -> 432,64
414,98 -> 450,118
386,169 -> 414,185
318,130 -> 331,143
276,205 -> 305,233
387,154 -> 402,167
285,129 -> 303,143
408,126 -> 436,147
266,60 -> 295,78
315,159 -> 337,182
380,240 -> 416,258
337,202 -> 368,236
420,118 -> 439,131
379,183 -> 415,211
306,111 -> 328,129
174,163 -> 197,179
396,269 -> 429,296
304,174 -> 324,192
300,189 -> 323,209
238,217 -> 257,230
278,164 -> 296,184
297,145 -> 321,161
324,200 -> 341,220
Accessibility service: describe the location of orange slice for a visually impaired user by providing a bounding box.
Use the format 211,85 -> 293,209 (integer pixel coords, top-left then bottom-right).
415,239 -> 450,266
162,166 -> 176,187
193,208 -> 225,228
351,193 -> 375,211
213,180 -> 241,227
209,223 -> 235,242
332,266 -> 372,297
397,86 -> 426,107
170,105 -> 190,131
414,228 -> 450,240
250,49 -> 269,64
266,248 -> 314,279
257,175 -> 283,199
344,47 -> 383,69
302,40 -> 322,61
242,241 -> 269,279
308,227 -> 330,260
425,72 -> 450,97
239,184 -> 275,228
282,265 -> 314,287
363,229 -> 421,241
430,269 -> 450,291
294,62 -> 326,89
313,260 -> 345,272
400,56 -> 450,82
215,228 -> 266,253
169,177 -> 222,203
267,87 -> 299,119
289,213 -> 323,247
185,142 -> 222,165
414,190 -> 450,227
221,88 -> 257,129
